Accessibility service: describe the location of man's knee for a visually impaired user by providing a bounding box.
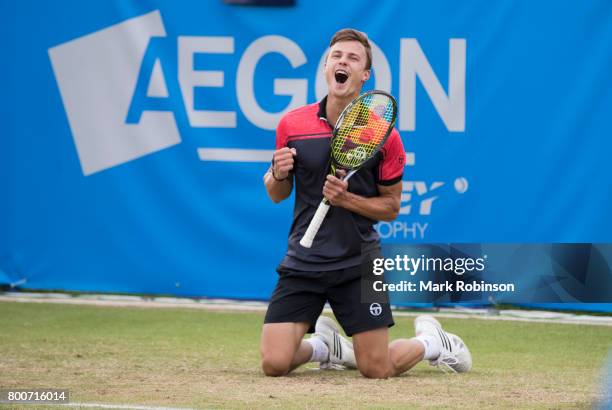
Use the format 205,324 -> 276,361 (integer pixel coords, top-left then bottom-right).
357,351 -> 392,379
358,362 -> 391,379
261,354 -> 292,377
260,322 -> 310,377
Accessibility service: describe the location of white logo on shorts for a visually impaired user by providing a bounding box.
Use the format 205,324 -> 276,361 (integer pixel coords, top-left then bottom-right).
369,303 -> 382,316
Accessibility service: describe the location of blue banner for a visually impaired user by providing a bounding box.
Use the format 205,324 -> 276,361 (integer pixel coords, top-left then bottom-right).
1,1 -> 612,309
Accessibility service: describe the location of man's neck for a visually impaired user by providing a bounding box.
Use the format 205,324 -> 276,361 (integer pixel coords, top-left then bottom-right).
326,93 -> 359,127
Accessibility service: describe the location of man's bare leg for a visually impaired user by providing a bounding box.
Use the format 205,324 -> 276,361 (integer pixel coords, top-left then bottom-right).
352,327 -> 425,378
260,322 -> 312,376
388,338 -> 427,374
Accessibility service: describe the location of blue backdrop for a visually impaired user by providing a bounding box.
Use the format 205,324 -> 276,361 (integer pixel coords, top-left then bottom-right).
1,1 -> 611,309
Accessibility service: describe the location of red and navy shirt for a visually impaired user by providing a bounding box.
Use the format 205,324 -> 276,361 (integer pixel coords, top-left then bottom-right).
277,96 -> 406,272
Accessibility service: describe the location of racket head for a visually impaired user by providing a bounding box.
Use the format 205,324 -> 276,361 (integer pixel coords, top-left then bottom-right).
330,90 -> 397,170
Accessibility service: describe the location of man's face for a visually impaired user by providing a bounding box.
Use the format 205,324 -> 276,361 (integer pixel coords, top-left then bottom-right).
325,40 -> 371,99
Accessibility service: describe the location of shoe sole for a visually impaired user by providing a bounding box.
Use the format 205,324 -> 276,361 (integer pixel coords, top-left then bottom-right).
415,316 -> 472,373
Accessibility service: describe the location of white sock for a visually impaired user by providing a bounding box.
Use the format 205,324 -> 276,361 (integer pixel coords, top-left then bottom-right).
415,334 -> 441,360
305,335 -> 329,362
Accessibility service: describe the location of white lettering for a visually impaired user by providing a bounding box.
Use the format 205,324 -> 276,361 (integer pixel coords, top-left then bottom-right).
237,35 -> 307,130
399,39 -> 466,132
375,221 -> 428,239
178,36 -> 236,127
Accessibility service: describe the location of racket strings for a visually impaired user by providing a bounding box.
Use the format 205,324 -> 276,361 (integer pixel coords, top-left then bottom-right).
332,93 -> 395,169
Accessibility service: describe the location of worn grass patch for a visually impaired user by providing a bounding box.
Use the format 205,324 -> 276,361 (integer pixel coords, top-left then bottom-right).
0,301 -> 610,409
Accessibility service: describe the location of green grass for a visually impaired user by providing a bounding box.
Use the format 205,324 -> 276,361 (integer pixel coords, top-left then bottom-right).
0,301 -> 611,409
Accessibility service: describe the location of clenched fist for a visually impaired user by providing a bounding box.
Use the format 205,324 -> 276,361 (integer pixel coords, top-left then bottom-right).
323,169 -> 348,206
272,147 -> 297,180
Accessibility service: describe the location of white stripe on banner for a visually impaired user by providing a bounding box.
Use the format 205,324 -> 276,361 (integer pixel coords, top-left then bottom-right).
198,148 -> 416,165
198,148 -> 273,162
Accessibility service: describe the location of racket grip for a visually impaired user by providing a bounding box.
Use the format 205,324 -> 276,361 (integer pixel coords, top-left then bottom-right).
299,201 -> 331,248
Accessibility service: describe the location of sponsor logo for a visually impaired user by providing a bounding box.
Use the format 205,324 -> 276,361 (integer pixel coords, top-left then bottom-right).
369,303 -> 383,316
48,11 -> 181,176
347,146 -> 367,162
376,177 -> 469,240
49,10 -> 466,175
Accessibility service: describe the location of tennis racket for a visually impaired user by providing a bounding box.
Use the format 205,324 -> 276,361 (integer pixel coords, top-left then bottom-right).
299,90 -> 398,248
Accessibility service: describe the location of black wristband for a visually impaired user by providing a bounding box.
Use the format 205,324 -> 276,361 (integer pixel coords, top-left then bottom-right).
271,168 -> 288,181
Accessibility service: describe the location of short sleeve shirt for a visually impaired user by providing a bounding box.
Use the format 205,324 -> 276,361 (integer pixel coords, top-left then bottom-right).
276,96 -> 406,271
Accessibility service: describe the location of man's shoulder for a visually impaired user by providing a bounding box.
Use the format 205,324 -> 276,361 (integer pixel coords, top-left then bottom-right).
383,127 -> 404,149
277,102 -> 328,138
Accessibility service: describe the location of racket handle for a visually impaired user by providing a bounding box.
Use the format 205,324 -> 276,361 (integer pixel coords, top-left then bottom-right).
299,170 -> 358,248
299,201 -> 331,248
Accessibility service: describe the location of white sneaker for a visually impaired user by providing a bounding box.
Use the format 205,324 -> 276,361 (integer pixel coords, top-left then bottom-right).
314,316 -> 357,370
414,315 -> 472,373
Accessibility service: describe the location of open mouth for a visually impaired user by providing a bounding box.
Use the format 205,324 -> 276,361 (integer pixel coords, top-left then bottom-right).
335,70 -> 349,84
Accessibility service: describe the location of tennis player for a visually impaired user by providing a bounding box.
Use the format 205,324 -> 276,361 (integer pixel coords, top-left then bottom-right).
261,28 -> 471,378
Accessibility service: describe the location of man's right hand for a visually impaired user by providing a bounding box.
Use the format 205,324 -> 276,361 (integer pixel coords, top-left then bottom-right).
272,148 -> 297,180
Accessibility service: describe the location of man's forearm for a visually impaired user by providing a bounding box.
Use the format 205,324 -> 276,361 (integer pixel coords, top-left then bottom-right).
335,192 -> 400,221
264,171 -> 293,203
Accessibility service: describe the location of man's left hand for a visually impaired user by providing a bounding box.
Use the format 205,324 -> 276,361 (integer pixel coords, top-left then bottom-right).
323,170 -> 349,206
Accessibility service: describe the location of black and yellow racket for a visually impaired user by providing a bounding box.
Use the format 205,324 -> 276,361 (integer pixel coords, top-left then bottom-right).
299,90 -> 398,248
